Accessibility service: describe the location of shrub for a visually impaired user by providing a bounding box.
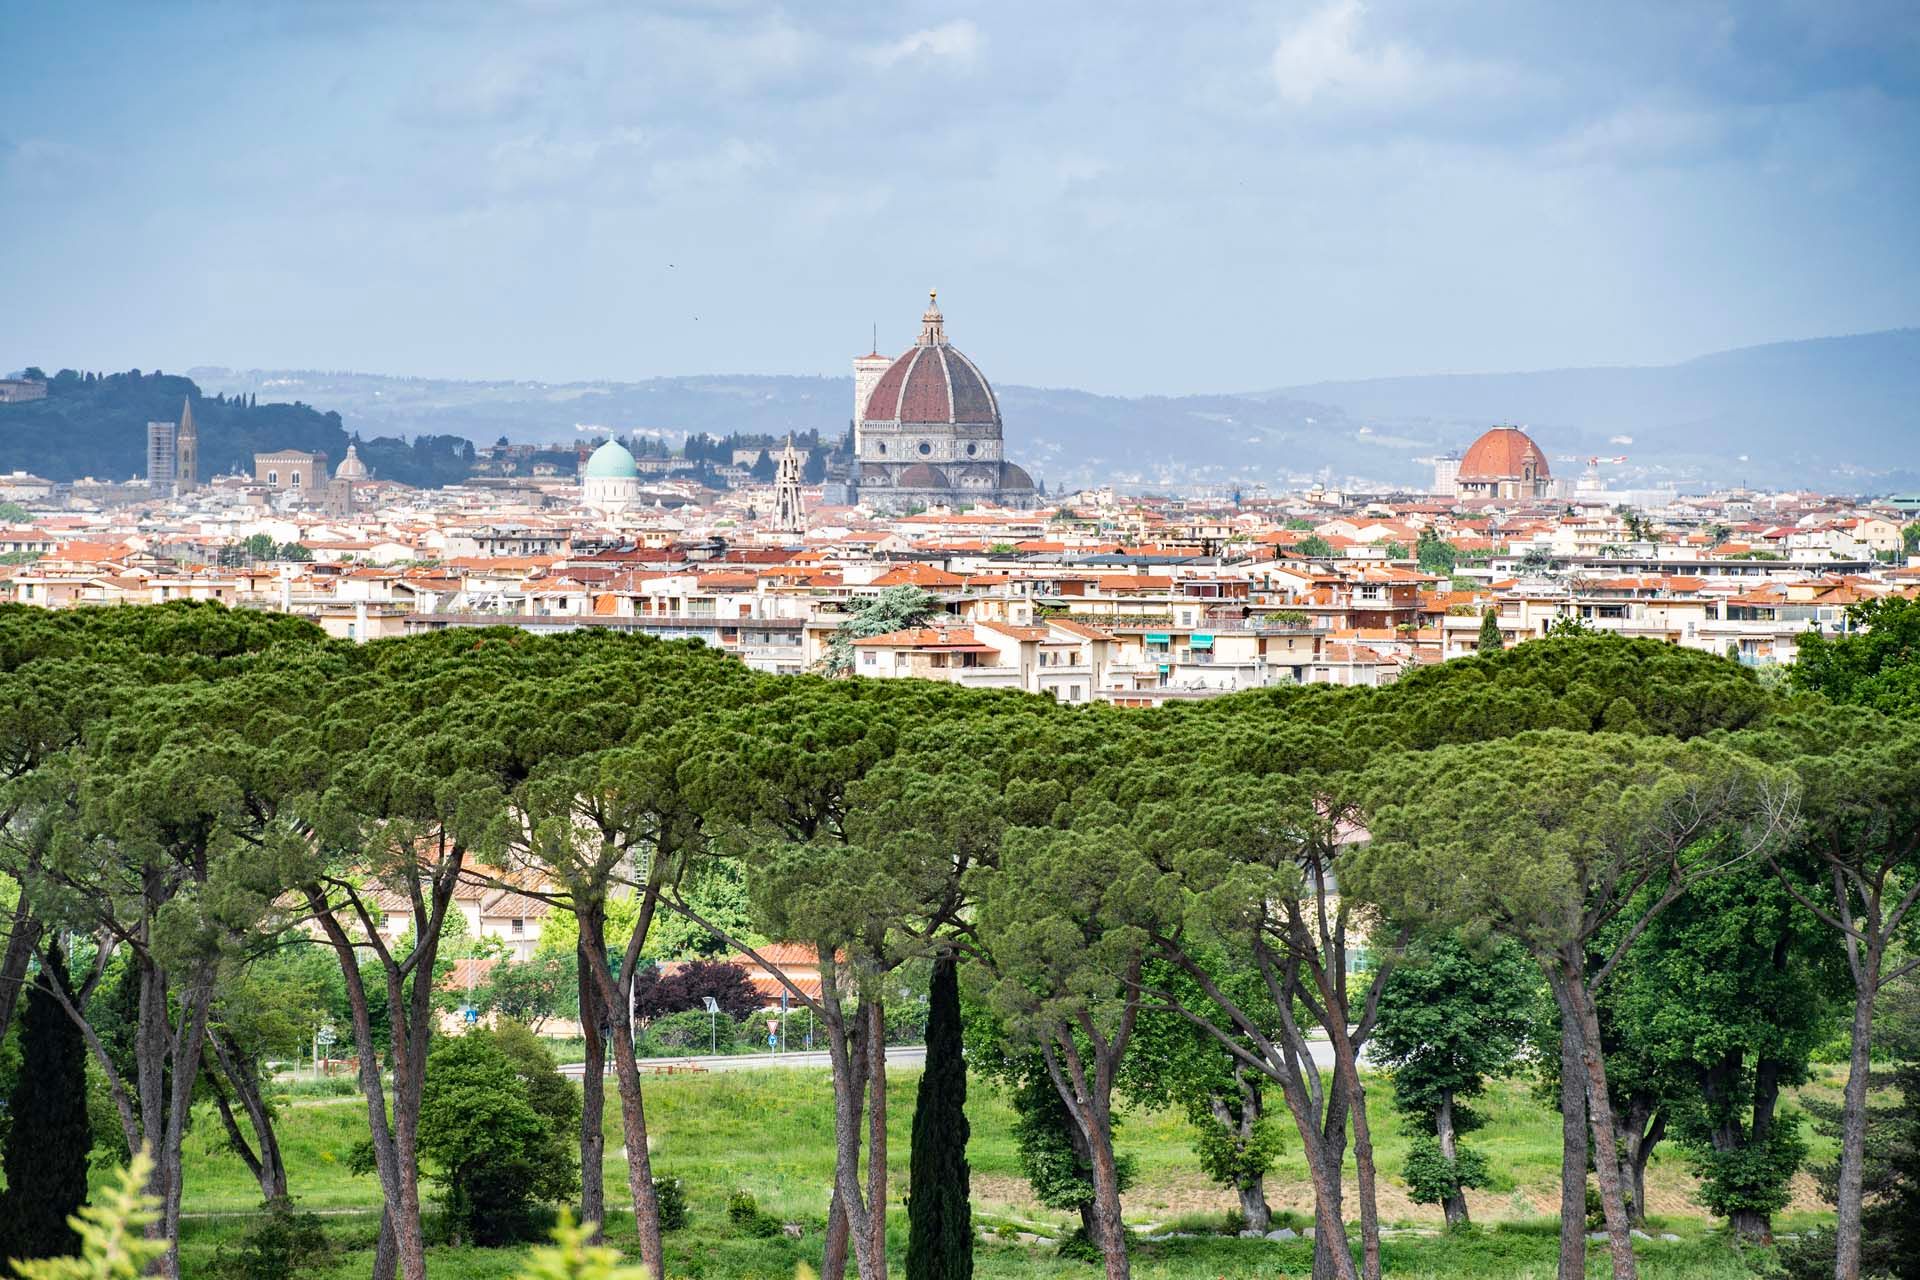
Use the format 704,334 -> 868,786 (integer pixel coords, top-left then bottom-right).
643,1008 -> 734,1054
418,1032 -> 579,1246
725,1189 -> 779,1238
208,1198 -> 335,1280
653,1177 -> 688,1233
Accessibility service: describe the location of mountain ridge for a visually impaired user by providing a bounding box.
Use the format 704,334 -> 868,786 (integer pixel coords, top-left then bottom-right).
154,327 -> 1920,495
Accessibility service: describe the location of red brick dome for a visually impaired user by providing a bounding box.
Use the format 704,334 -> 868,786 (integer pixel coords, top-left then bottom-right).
862,293 -> 1001,428
1459,427 -> 1549,480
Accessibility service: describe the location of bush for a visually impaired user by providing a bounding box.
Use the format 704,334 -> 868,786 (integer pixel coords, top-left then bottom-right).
417,1032 -> 578,1246
653,1177 -> 687,1232
642,1008 -> 734,1054
209,1198 -> 335,1280
725,1189 -> 779,1238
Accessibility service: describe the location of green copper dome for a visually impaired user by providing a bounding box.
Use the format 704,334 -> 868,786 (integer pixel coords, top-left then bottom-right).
583,440 -> 639,479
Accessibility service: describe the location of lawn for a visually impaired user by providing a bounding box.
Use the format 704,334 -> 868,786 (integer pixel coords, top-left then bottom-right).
166,1067 -> 1824,1278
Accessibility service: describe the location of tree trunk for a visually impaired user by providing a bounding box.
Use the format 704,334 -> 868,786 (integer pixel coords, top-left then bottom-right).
1435,1092 -> 1469,1229
599,968 -> 665,1278
578,897 -> 665,1275
1627,1108 -> 1663,1232
1548,969 -> 1591,1280
824,1188 -> 854,1280
865,997 -> 890,1280
306,889 -> 426,1280
371,1209 -> 397,1280
1237,1178 -> 1271,1234
1833,959 -> 1878,1280
1566,965 -> 1637,1280
1324,1025 -> 1382,1280
577,940 -> 606,1242
1082,1104 -> 1130,1280
208,1031 -> 288,1201
0,902 -> 41,1041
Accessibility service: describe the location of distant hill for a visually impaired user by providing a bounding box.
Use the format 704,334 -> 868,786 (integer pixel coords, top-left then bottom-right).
1266,329 -> 1920,492
0,369 -> 348,484
30,328 -> 1909,497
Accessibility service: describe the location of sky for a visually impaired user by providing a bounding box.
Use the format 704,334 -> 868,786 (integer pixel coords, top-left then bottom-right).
2,1 -> 1916,396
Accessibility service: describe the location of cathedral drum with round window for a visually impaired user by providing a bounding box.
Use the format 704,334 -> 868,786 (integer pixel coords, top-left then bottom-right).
849,293 -> 1037,511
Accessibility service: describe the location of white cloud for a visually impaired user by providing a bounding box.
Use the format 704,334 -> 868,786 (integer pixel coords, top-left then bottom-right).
650,138 -> 773,192
1549,104 -> 1734,167
486,128 -> 646,193
868,20 -> 982,70
1270,0 -> 1494,109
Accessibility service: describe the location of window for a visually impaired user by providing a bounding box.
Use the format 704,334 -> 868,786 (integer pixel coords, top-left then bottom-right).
876,443 -> 886,454
918,442 -> 932,456
510,918 -> 524,935
290,471 -> 302,487
966,443 -> 977,456
267,470 -> 278,485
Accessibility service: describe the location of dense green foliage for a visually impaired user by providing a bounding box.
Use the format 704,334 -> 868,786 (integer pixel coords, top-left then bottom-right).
0,954 -> 91,1261
4,606 -> 1917,1280
0,370 -> 345,482
418,1030 -> 579,1246
1790,594 -> 1920,714
907,955 -> 971,1280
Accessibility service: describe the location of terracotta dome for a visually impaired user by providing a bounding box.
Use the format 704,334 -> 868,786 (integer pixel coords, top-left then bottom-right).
999,462 -> 1036,491
896,463 -> 951,489
1459,427 -> 1549,480
862,295 -> 1000,427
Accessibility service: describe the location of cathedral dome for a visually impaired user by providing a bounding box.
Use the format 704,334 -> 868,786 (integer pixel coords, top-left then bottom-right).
999,462 -> 1036,491
335,444 -> 369,481
584,440 -> 639,479
1459,427 -> 1549,482
862,293 -> 1000,428
897,463 -> 951,489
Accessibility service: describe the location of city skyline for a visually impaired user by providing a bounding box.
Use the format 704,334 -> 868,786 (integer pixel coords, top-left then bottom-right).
2,2 -> 1917,394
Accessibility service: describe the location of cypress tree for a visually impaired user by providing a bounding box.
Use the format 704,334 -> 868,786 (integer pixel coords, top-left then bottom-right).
1478,608 -> 1504,652
0,946 -> 92,1261
907,953 -> 971,1280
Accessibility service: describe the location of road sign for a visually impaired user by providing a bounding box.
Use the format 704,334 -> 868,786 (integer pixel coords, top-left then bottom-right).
702,997 -> 719,1013
316,1025 -> 337,1047
463,1007 -> 478,1025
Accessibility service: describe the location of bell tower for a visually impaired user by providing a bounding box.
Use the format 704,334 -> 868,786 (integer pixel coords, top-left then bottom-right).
174,396 -> 198,496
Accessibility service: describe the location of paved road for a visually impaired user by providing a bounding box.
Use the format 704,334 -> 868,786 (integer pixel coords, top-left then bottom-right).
560,1037 -> 1337,1077
559,1044 -> 928,1077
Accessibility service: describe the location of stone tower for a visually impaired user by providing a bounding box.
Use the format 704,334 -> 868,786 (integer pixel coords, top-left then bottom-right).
174,396 -> 198,496
773,436 -> 805,532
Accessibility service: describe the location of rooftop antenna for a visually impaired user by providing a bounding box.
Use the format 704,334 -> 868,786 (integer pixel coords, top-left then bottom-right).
871,322 -> 878,355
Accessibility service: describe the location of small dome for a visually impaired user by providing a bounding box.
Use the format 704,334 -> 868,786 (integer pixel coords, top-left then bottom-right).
897,463 -> 951,489
999,462 -> 1035,491
335,444 -> 368,480
1459,427 -> 1549,481
584,440 -> 639,479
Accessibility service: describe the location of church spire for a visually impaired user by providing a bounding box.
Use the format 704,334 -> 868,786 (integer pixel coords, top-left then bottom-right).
916,290 -> 945,346
175,395 -> 198,495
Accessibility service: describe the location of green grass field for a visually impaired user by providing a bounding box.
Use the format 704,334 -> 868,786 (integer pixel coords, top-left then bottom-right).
167,1068 -> 1829,1278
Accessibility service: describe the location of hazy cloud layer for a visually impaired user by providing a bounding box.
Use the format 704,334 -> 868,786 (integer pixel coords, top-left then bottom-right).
1,0 -> 1914,394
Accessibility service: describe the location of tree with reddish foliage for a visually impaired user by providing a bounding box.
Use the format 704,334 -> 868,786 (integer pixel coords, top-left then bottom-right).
634,961 -> 760,1022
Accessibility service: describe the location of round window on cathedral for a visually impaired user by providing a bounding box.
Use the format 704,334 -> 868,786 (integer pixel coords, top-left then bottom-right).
966,443 -> 978,456
918,442 -> 932,456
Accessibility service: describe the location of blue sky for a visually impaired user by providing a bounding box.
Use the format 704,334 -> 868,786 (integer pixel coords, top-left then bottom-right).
2,1 -> 1915,394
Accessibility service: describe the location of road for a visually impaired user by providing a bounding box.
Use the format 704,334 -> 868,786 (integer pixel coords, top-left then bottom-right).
560,1037 -> 1337,1077
559,1044 -> 928,1077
